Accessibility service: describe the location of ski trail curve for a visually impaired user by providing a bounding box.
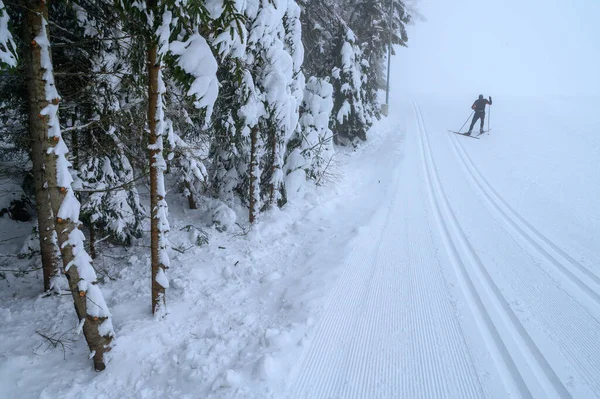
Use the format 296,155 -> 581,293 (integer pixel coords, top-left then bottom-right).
412,99 -> 571,399
287,115 -> 486,398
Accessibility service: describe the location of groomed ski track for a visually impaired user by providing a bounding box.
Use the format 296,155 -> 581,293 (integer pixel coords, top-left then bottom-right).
285,98 -> 600,398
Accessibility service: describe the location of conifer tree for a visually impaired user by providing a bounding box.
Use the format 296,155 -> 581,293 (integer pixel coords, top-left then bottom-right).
287,76 -> 335,188
51,1 -> 146,249
23,0 -> 114,370
331,23 -> 369,144
300,0 -> 411,145
247,0 -> 304,208
20,0 -> 63,293
139,0 -> 243,313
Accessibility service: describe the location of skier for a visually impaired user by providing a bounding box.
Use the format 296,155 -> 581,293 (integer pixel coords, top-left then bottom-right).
467,94 -> 492,135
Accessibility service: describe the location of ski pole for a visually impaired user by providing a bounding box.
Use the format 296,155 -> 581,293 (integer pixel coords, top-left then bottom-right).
488,103 -> 491,133
458,111 -> 474,133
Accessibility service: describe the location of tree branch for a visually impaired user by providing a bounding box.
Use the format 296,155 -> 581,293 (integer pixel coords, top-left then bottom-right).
74,172 -> 150,194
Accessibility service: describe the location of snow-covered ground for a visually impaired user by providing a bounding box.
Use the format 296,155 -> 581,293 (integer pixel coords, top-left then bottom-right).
2,93 -> 600,398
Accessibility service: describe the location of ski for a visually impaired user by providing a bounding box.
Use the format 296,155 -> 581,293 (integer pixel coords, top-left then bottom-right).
476,129 -> 492,136
448,130 -> 480,139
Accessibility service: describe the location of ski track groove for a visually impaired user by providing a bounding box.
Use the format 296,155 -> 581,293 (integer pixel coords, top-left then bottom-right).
506,254 -> 600,394
416,237 -> 451,399
448,130 -> 600,310
289,99 -> 597,398
295,234 -> 375,397
418,176 -> 485,397
289,119 -> 485,398
420,218 -> 483,399
412,113 -> 484,399
373,236 -> 393,398
412,101 -> 532,399
349,199 -> 393,399
383,133 -> 481,399
444,109 -> 600,394
342,237 -> 384,399
340,145 -> 405,399
290,141 -> 404,398
412,98 -> 571,399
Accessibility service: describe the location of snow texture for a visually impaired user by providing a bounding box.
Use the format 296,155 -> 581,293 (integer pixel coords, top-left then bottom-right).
210,201 -> 237,231
155,268 -> 169,289
170,33 -> 219,120
2,94 -> 600,398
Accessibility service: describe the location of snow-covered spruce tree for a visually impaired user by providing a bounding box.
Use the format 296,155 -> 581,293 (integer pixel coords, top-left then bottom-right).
247,0 -> 304,209
330,22 -> 369,144
2,1 -> 147,260
206,60 -> 249,209
298,0 -> 341,79
24,2 -> 114,370
140,0 -> 243,314
181,0 -> 248,210
348,0 -> 410,119
208,65 -> 263,222
178,0 -> 246,214
78,134 -> 144,248
208,101 -> 246,207
299,0 -> 410,145
286,76 -> 335,189
49,2 -> 145,250
169,127 -> 209,210
203,0 -> 305,221
298,1 -> 367,145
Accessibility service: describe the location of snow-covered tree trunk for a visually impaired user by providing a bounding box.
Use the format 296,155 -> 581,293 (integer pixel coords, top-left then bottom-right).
148,44 -> 165,315
147,3 -> 170,315
26,3 -> 114,370
268,130 -> 278,204
23,1 -> 61,293
249,126 -> 260,224
185,180 -> 197,210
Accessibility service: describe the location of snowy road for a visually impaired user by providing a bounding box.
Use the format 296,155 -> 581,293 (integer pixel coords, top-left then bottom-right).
286,98 -> 600,398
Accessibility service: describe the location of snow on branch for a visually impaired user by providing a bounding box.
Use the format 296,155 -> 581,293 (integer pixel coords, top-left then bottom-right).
0,0 -> 17,68
170,33 -> 219,120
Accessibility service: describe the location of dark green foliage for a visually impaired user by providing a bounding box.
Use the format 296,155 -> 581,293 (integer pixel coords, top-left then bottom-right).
300,0 -> 411,144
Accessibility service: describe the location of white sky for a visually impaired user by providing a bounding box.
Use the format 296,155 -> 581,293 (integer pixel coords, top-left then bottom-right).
392,0 -> 600,96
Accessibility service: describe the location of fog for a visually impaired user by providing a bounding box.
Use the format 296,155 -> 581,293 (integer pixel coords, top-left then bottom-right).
393,0 -> 600,97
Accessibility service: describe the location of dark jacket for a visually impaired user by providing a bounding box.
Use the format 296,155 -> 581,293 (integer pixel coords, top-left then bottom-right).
472,97 -> 492,112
